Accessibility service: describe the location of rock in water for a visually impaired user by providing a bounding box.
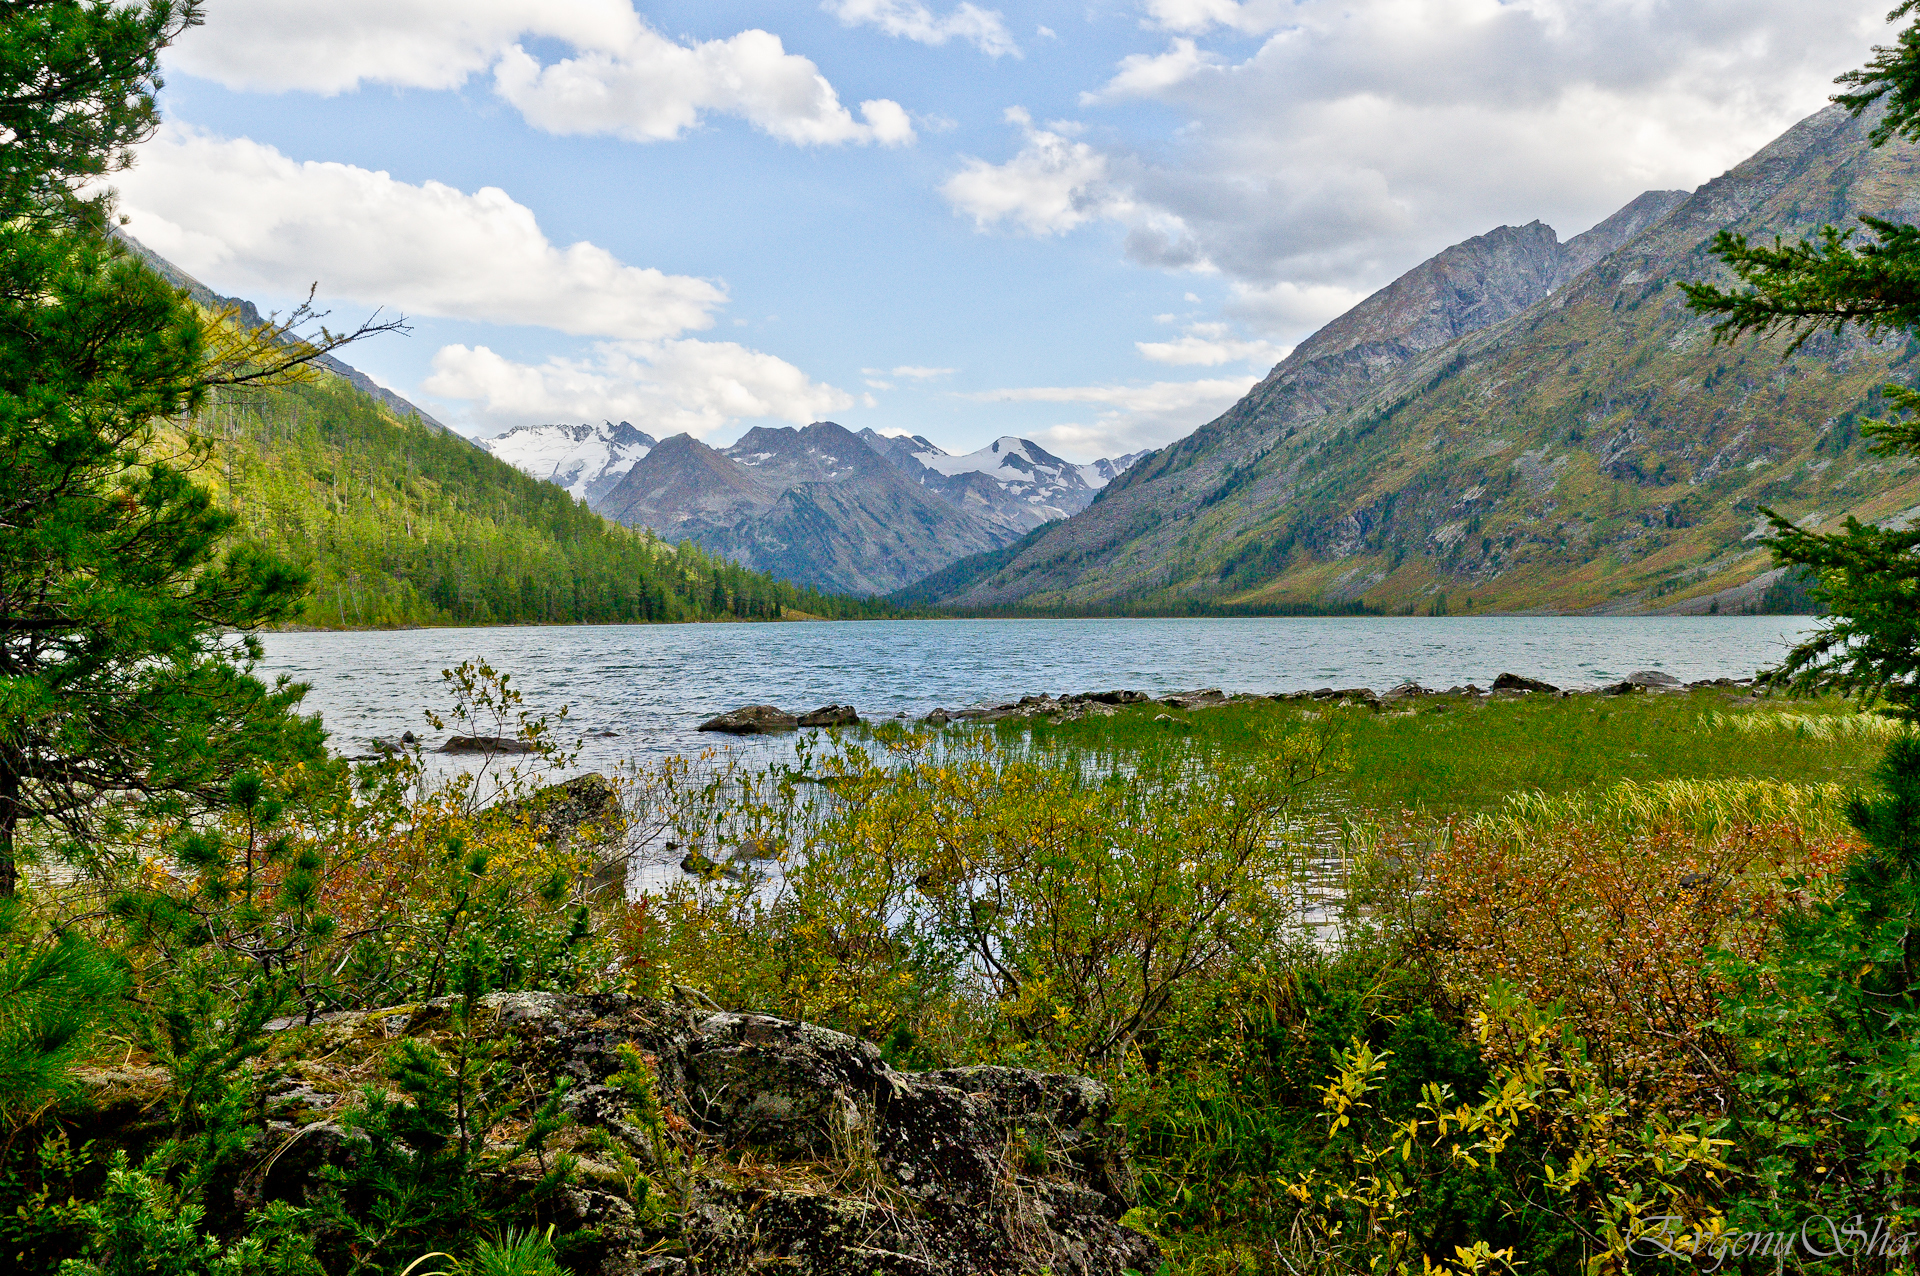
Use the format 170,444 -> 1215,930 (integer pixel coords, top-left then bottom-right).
1627,670 -> 1683,688
1491,673 -> 1559,694
219,993 -> 1160,1275
797,704 -> 859,728
698,705 -> 800,734
438,734 -> 537,754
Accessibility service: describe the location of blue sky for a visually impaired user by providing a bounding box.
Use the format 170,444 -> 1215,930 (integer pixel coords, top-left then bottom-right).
118,0 -> 1891,459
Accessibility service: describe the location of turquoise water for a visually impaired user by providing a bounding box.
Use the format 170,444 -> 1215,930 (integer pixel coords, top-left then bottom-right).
259,615 -> 1817,768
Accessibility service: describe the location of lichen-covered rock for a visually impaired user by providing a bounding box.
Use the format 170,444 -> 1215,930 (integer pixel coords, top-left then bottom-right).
217,992 -> 1159,1276
797,704 -> 859,728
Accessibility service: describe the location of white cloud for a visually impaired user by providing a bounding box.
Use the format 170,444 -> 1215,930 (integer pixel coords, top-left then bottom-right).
172,0 -> 634,93
1140,0 -> 1286,36
1223,279 -> 1371,333
825,1 -> 1019,57
965,376 -> 1257,456
1082,38 -> 1221,103
495,27 -> 913,146
942,107 -> 1132,234
1136,323 -> 1287,366
890,365 -> 956,379
175,0 -> 911,147
1026,0 -> 1894,350
425,340 -> 857,437
113,125 -> 724,339
114,125 -> 725,337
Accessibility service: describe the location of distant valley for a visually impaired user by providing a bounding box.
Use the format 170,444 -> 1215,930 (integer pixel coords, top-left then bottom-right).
484,419 -> 1145,595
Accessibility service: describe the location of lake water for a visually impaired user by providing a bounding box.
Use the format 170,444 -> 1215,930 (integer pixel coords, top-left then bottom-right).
259,615 -> 1818,770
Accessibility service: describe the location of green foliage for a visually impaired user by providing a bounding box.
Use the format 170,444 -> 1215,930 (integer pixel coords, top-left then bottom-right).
0,225 -> 324,895
1713,734 -> 1920,1251
628,723 -> 1336,1063
309,962 -> 577,1275
58,1155 -> 318,1276
0,900 -> 124,1119
0,1 -> 199,228
1836,0 -> 1920,145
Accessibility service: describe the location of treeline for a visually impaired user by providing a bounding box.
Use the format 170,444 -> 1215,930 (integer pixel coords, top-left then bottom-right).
193,376 -> 893,627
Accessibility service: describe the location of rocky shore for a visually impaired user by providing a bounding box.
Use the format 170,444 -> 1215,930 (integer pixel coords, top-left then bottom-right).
698,670 -> 1755,734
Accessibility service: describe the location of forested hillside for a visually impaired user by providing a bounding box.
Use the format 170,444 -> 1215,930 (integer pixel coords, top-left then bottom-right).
186,373 -> 889,627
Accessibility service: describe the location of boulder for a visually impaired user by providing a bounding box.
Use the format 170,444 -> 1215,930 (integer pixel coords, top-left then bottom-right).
1491,673 -> 1559,694
1082,689 -> 1151,705
797,704 -> 859,728
236,993 -> 1160,1276
438,734 -> 537,754
1627,670 -> 1683,688
698,705 -> 799,734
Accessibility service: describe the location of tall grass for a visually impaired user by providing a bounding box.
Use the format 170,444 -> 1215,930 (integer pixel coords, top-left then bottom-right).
997,690 -> 1880,819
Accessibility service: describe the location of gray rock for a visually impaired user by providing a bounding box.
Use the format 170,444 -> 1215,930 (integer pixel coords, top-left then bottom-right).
438,734 -> 537,755
237,993 -> 1159,1276
1492,673 -> 1559,694
1627,670 -> 1683,688
699,705 -> 800,734
797,704 -> 859,728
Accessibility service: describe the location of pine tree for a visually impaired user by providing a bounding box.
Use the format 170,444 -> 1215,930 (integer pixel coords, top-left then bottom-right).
0,2 -> 346,897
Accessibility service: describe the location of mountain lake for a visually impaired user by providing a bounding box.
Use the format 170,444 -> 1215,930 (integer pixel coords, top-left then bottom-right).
262,615 -> 1820,771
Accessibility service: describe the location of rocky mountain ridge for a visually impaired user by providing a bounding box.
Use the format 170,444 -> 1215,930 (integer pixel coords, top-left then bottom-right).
858,429 -> 1142,534
918,104 -> 1920,615
580,421 -> 1143,595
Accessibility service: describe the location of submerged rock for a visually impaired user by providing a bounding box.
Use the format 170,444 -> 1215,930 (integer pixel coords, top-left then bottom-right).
699,705 -> 800,734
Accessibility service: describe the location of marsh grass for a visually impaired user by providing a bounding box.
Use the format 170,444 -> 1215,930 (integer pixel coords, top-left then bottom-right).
991,690 -> 1878,818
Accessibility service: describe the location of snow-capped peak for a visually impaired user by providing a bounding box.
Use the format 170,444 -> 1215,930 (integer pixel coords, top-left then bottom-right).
483,421 -> 657,504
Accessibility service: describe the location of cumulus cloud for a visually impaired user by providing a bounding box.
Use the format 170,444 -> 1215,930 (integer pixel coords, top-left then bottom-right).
174,0 -> 910,147
1136,323 -> 1287,367
941,107 -> 1132,234
1082,37 -> 1221,103
425,340 -> 857,437
1018,0 -> 1893,347
965,376 -> 1257,456
824,1 -> 1019,57
495,27 -> 913,146
113,125 -> 724,339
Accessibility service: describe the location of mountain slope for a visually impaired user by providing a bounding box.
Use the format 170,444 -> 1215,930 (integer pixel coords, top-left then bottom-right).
927,105 -> 1920,615
192,378 -> 890,627
595,422 -> 1006,594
